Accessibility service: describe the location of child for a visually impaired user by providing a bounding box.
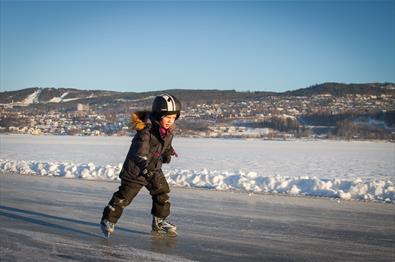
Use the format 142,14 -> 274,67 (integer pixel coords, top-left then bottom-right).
100,94 -> 181,237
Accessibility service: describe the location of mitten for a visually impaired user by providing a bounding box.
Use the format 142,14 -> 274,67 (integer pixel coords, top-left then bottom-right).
141,169 -> 153,180
162,155 -> 171,164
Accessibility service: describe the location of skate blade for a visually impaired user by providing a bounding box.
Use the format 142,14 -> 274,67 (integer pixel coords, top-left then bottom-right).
166,230 -> 177,237
100,226 -> 111,239
101,230 -> 111,238
151,230 -> 177,238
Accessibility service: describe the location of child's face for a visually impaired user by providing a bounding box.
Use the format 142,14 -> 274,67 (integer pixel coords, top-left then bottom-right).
160,114 -> 177,129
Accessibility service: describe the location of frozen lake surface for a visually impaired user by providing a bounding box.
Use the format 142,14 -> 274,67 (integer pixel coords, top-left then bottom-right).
0,174 -> 394,261
1,135 -> 394,201
1,134 -> 393,180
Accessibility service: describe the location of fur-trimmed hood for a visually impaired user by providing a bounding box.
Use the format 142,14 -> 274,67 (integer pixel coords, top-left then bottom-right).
131,111 -> 150,131
130,111 -> 176,132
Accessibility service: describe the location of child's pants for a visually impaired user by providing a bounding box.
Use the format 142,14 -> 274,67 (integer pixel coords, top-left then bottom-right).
102,170 -> 171,224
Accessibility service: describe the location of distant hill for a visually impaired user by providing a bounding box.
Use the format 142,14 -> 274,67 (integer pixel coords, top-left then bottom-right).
0,88 -> 276,107
0,87 -> 119,106
1,82 -> 394,108
283,82 -> 395,97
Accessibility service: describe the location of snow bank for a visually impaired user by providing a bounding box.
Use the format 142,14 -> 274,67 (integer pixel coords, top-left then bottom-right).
0,159 -> 122,181
1,159 -> 394,203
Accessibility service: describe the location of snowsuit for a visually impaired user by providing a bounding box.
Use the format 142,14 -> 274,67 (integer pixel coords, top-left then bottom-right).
102,111 -> 176,223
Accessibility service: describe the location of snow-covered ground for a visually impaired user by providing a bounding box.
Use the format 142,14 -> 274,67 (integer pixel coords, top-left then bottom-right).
1,134 -> 394,202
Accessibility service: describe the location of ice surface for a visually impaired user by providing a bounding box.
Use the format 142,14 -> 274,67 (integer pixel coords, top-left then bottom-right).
1,174 -> 394,261
1,134 -> 394,202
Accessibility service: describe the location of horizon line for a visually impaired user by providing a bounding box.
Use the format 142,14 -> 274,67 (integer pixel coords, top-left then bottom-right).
1,81 -> 394,94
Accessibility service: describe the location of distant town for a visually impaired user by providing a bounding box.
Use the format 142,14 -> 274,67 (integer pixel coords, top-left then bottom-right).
1,83 -> 395,140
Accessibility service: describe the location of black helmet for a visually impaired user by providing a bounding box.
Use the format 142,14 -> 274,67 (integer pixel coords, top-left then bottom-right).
152,94 -> 181,120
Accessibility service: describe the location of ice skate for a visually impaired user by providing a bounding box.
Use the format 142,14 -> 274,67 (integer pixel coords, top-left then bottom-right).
151,216 -> 177,237
100,219 -> 115,238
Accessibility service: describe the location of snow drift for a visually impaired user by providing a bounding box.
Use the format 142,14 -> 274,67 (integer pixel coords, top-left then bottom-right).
1,159 -> 393,203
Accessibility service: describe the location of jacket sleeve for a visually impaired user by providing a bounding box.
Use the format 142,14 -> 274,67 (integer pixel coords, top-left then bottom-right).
162,137 -> 176,164
132,129 -> 151,176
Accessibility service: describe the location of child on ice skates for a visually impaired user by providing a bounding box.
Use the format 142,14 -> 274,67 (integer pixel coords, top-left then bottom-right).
100,94 -> 181,237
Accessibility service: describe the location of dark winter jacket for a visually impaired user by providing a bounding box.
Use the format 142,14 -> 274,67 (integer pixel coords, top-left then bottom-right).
119,111 -> 176,185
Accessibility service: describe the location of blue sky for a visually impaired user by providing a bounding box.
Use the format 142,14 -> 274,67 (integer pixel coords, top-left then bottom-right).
1,0 -> 394,92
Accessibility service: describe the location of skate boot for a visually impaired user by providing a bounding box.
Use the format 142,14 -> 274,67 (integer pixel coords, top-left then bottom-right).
100,219 -> 115,238
151,216 -> 177,237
